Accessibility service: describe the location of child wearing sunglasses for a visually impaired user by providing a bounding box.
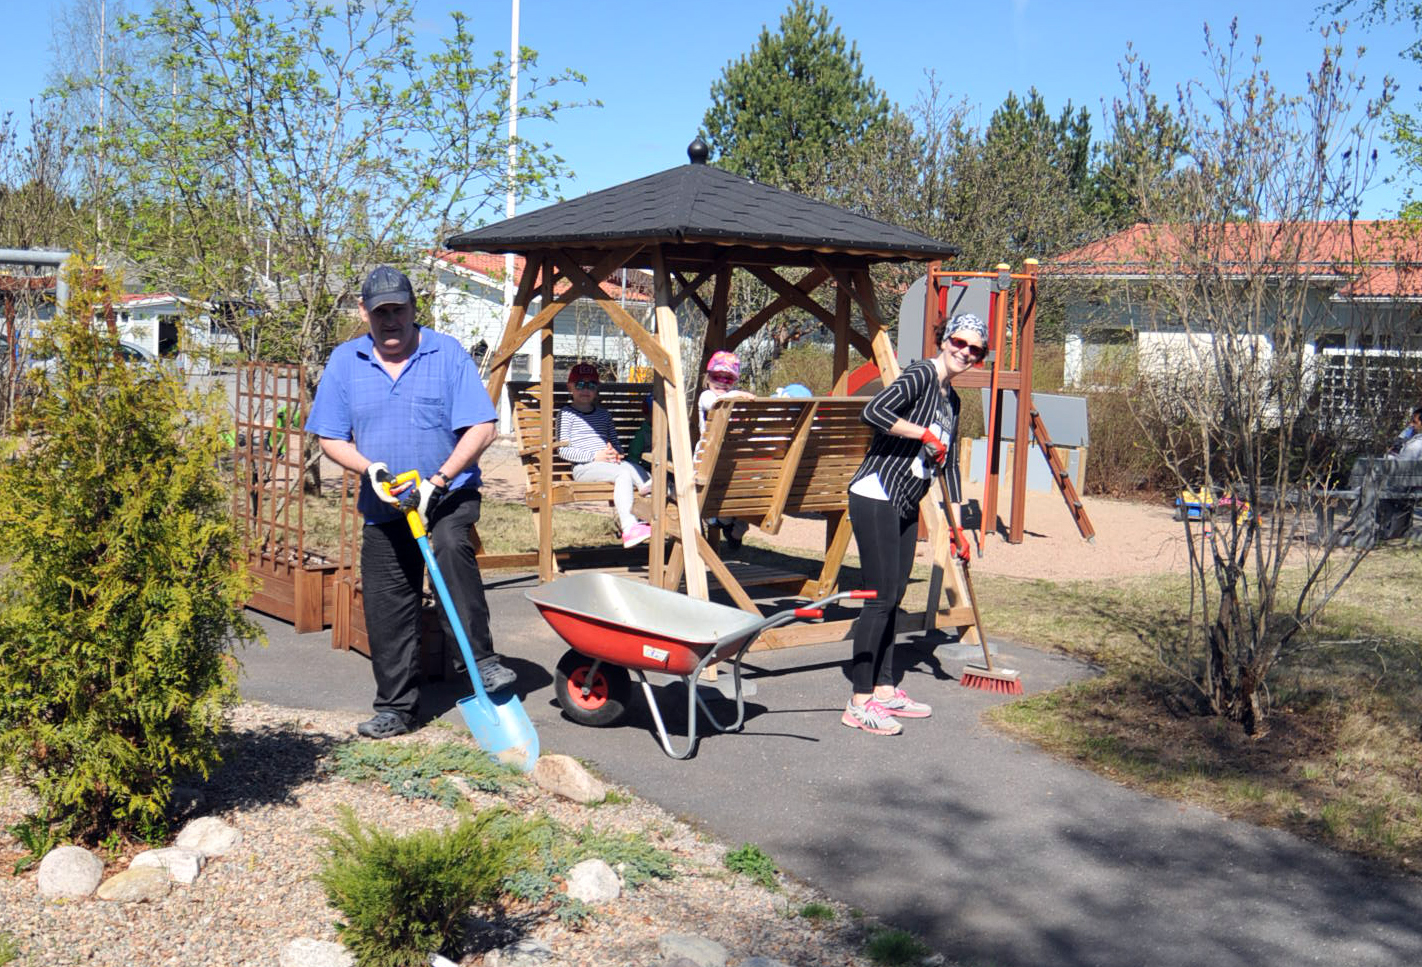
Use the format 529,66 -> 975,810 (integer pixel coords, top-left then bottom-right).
839,312 -> 987,736
557,362 -> 654,548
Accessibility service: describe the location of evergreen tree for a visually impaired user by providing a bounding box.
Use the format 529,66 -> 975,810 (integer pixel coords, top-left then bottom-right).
0,256 -> 258,842
702,1 -> 890,194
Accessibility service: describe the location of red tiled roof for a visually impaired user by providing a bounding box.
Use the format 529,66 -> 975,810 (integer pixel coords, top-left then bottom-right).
1045,221 -> 1422,299
429,250 -> 654,304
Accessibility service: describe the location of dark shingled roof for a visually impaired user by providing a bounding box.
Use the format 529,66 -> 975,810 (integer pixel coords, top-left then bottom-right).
445,147 -> 955,267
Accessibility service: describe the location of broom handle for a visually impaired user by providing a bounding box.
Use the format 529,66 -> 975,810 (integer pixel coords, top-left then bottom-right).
939,473 -> 994,672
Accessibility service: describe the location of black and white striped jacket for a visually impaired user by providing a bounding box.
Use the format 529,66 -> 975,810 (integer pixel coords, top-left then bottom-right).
849,359 -> 962,518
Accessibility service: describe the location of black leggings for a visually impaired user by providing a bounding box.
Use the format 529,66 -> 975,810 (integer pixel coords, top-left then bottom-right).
848,492 -> 919,694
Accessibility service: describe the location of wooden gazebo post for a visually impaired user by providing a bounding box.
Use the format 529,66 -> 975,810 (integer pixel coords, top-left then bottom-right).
651,246 -> 708,599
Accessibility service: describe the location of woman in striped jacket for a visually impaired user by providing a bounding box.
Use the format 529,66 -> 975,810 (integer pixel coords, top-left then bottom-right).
841,313 -> 988,735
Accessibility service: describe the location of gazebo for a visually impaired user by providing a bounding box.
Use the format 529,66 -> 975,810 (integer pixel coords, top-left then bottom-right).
446,139 -> 961,615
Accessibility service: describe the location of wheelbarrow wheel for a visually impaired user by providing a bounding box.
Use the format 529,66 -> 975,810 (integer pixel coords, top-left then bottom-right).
555,650 -> 631,727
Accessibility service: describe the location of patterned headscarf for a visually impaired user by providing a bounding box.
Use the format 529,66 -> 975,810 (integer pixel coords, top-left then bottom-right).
947,312 -> 988,344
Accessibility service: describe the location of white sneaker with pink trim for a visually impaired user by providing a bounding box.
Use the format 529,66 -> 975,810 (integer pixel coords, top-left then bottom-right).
841,698 -> 903,735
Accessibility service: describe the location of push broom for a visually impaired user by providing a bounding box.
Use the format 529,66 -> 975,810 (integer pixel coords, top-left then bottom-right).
939,474 -> 1023,695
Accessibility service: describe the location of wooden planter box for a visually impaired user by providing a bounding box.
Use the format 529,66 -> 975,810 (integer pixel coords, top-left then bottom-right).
245,549 -> 340,633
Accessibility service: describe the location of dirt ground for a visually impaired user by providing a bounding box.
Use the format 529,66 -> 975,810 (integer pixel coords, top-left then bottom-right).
475,438 -> 1189,583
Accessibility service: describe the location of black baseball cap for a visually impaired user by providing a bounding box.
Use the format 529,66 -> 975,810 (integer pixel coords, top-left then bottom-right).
361,266 -> 414,310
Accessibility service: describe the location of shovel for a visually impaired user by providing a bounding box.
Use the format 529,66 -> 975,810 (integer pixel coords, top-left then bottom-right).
386,471 -> 540,772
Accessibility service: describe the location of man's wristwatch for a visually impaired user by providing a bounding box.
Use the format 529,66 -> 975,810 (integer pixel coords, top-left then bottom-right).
429,471 -> 449,488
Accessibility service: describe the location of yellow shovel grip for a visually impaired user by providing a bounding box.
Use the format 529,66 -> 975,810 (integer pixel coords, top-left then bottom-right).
378,469 -> 426,539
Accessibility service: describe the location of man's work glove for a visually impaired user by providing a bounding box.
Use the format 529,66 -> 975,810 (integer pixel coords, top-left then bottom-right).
366,461 -> 398,505
919,428 -> 948,467
411,476 -> 448,527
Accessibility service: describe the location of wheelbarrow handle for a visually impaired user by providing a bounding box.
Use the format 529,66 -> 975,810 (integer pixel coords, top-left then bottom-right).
718,588 -> 878,648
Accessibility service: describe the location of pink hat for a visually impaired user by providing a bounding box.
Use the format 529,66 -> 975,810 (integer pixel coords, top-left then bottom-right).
706,350 -> 740,379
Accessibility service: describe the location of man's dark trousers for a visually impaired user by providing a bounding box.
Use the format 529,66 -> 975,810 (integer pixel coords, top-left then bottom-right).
359,488 -> 491,723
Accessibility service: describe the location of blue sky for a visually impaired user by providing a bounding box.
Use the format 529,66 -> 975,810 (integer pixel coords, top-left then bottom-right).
3,1 -> 1419,220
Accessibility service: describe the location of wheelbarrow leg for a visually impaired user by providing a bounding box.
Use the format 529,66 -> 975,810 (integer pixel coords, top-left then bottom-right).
635,671 -> 701,760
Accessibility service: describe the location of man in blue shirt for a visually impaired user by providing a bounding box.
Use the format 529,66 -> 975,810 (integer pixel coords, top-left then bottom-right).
307,266 -> 512,739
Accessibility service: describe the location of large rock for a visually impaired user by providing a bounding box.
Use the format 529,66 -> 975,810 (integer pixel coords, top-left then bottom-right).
174,816 -> 242,857
532,754 -> 607,804
564,858 -> 621,904
484,938 -> 555,966
658,933 -> 728,967
37,845 -> 105,899
130,846 -> 205,885
96,866 -> 171,902
278,938 -> 355,967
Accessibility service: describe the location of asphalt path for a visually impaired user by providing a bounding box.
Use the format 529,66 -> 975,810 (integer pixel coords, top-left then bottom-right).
239,574 -> 1422,967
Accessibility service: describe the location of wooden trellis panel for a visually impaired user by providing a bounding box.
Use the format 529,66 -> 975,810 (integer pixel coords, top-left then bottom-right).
233,361 -> 338,632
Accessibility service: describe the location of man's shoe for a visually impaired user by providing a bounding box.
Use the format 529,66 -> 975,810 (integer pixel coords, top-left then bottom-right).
475,656 -> 517,692
357,711 -> 411,740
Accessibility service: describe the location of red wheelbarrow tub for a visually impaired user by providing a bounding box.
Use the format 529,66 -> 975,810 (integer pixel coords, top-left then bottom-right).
525,572 -> 765,676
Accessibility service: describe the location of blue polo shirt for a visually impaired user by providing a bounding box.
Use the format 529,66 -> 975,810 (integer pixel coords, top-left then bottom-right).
307,327 -> 497,524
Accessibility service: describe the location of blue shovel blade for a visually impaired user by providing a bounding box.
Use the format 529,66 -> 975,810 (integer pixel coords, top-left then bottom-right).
458,692 -> 540,773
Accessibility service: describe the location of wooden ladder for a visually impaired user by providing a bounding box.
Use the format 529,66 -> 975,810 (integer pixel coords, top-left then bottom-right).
1029,407 -> 1096,542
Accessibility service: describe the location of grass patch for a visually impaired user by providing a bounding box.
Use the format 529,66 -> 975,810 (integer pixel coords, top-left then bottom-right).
593,788 -> 633,807
797,901 -> 836,922
864,926 -> 931,966
723,842 -> 779,891
0,932 -> 18,966
978,544 -> 1422,869
281,485 -> 620,564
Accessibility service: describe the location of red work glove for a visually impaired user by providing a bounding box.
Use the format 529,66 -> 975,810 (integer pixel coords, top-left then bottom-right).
918,428 -> 948,467
949,519 -> 971,562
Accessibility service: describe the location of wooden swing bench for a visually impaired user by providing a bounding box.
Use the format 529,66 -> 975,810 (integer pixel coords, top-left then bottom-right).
507,380 -> 652,509
502,382 -> 859,595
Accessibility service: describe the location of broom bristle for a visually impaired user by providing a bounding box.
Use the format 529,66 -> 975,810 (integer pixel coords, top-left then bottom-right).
960,663 -> 1024,695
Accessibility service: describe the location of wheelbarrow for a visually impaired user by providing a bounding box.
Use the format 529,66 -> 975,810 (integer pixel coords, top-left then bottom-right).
525,573 -> 874,759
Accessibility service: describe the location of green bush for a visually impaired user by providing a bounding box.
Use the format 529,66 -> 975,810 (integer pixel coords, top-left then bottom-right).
319,805 -> 539,967
723,842 -> 779,890
0,257 -> 258,843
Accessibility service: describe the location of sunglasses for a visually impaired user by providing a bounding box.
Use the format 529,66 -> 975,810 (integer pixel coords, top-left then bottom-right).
708,373 -> 736,384
572,380 -> 598,390
947,336 -> 986,360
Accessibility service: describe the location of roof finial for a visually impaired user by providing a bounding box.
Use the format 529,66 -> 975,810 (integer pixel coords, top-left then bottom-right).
687,137 -> 709,165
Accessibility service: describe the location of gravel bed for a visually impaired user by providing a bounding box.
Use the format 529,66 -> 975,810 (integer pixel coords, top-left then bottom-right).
0,702 -> 888,966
